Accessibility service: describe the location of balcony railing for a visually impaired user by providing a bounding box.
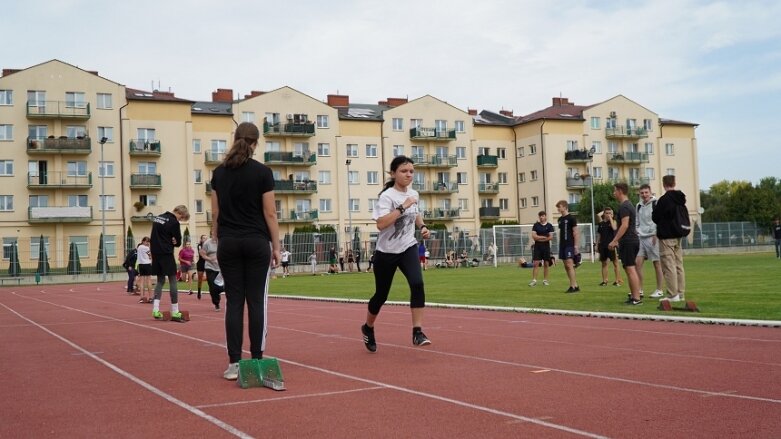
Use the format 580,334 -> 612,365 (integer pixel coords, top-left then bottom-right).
630,177 -> 651,187
478,183 -> 500,194
413,181 -> 458,194
274,179 -> 318,194
476,154 -> 498,167
605,126 -> 648,139
409,154 -> 458,168
566,176 -> 592,189
421,208 -> 460,220
479,206 -> 501,219
129,139 -> 162,156
130,212 -> 156,222
263,151 -> 317,166
28,206 -> 92,223
130,174 -> 162,189
607,152 -> 649,164
205,151 -> 225,164
564,150 -> 592,163
27,136 -> 91,154
27,171 -> 92,189
263,122 -> 316,137
278,209 -> 319,223
26,101 -> 91,119
409,127 -> 456,141
205,182 -> 212,194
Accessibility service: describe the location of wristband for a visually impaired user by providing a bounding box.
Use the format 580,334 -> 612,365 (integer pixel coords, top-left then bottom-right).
396,205 -> 405,214
420,224 -> 428,230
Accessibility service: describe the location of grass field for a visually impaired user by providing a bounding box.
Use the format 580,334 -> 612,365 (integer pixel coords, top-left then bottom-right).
270,252 -> 781,321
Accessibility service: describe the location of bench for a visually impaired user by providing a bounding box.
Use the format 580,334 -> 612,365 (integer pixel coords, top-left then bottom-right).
0,277 -> 23,286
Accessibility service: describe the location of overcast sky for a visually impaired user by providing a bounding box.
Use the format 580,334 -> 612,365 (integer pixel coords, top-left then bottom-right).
2,0 -> 779,189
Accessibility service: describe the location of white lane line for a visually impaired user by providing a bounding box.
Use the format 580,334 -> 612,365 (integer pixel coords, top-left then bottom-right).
0,302 -> 254,439
196,386 -> 384,409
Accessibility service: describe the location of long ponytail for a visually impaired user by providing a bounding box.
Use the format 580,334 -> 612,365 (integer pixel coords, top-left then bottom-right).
223,122 -> 259,168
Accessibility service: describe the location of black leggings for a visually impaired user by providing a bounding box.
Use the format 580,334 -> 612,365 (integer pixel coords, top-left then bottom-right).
218,236 -> 272,363
205,269 -> 223,307
368,244 -> 425,316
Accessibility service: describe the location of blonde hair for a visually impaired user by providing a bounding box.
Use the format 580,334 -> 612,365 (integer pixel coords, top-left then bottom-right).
173,205 -> 190,221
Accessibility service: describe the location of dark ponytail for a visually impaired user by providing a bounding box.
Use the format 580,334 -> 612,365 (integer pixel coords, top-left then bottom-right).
223,122 -> 259,168
379,155 -> 414,194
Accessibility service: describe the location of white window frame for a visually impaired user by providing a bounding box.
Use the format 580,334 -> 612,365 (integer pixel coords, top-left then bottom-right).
194,169 -> 202,183
319,199 -> 332,212
665,143 -> 675,156
0,125 -> 13,141
318,170 -> 331,185
317,143 -> 330,156
520,198 -> 527,208
193,139 -> 201,154
349,198 -> 359,212
96,93 -> 112,109
529,144 -> 537,155
392,145 -> 404,157
498,172 -> 508,184
0,195 -> 13,211
348,171 -> 359,184
454,120 -> 465,133
517,146 -> 525,157
590,117 -> 600,129
457,172 -> 467,184
195,199 -> 203,214
531,196 -> 539,207
0,90 -> 13,105
365,144 -> 378,157
241,111 -> 255,123
65,92 -> 86,108
346,144 -> 358,158
456,146 -> 466,159
392,118 -> 403,131
99,161 -> 115,177
0,160 -> 13,176
97,126 -> 114,142
316,115 -> 329,129
530,170 -> 538,181
367,171 -> 379,185
99,195 -> 116,211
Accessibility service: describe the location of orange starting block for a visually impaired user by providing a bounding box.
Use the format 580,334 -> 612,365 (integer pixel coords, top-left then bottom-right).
658,300 -> 699,312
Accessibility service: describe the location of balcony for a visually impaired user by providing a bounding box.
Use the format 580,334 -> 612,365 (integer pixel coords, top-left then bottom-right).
607,152 -> 649,164
130,173 -> 162,189
205,151 -> 225,165
27,171 -> 92,189
409,127 -> 456,141
630,177 -> 651,187
413,181 -> 458,194
566,176 -> 592,190
263,121 -> 315,137
479,206 -> 501,219
410,154 -> 458,168
26,101 -> 91,119
27,137 -> 91,154
278,209 -> 318,224
264,151 -> 317,166
130,212 -> 156,222
129,139 -> 162,156
274,179 -> 318,194
605,126 -> 648,139
28,206 -> 92,223
564,150 -> 592,163
478,183 -> 500,194
421,208 -> 461,220
476,154 -> 498,167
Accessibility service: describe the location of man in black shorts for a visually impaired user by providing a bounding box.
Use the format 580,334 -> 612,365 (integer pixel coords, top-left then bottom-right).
608,183 -> 642,305
529,211 -> 554,286
556,200 -> 580,293
596,208 -> 623,287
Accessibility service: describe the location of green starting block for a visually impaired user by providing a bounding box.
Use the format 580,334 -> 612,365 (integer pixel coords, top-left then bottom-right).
237,358 -> 286,391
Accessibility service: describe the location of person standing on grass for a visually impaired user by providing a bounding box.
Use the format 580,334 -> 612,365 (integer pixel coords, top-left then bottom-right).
280,247 -> 292,277
178,241 -> 195,294
529,210 -> 554,287
195,234 -> 207,300
595,208 -> 623,287
635,184 -> 665,298
328,246 -> 338,274
361,155 -> 432,353
556,200 -> 581,293
309,251 -> 317,275
773,217 -> 781,259
608,183 -> 642,305
211,122 -> 280,381
652,175 -> 688,303
150,205 -> 190,320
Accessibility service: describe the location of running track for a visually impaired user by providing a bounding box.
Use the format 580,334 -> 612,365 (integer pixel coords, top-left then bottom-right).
1,283 -> 779,438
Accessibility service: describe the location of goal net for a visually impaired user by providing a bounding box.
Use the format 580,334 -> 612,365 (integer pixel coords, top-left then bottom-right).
490,223 -> 594,267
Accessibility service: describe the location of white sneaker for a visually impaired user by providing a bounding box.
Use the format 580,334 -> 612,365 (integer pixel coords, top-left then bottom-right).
543,280 -> 550,286
650,290 -> 664,298
528,280 -> 537,287
660,294 -> 683,302
223,362 -> 239,380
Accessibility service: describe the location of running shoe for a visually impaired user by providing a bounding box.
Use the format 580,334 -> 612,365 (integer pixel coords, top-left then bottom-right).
599,281 -> 608,286
170,311 -> 186,322
565,286 -> 580,294
197,290 -> 202,300
361,324 -> 377,353
542,280 -> 550,286
152,310 -> 163,320
528,279 -> 537,287
660,294 -> 683,302
650,290 -> 665,298
223,362 -> 239,380
624,298 -> 643,306
413,331 -> 431,346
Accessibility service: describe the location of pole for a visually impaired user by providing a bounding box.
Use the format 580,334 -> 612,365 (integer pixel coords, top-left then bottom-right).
100,137 -> 108,282
588,146 -> 596,262
346,160 -> 352,248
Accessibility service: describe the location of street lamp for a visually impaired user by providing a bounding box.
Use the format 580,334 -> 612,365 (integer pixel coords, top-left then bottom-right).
99,136 -> 108,282
345,159 -> 352,247
587,145 -> 597,260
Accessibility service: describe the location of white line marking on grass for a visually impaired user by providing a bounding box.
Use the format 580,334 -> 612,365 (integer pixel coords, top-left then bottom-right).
196,386 -> 384,409
0,303 -> 254,439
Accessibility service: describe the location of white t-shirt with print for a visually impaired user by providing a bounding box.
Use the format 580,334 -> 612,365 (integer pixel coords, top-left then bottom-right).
137,244 -> 152,265
372,186 -> 419,254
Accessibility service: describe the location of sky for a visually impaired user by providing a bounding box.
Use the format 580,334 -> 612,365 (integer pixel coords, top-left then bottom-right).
2,0 -> 780,190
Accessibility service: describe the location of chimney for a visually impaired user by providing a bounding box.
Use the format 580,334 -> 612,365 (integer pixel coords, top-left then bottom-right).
385,97 -> 408,107
154,91 -> 175,98
212,88 -> 234,103
468,108 -> 477,116
327,94 -> 349,107
552,97 -> 571,107
244,90 -> 265,99
499,109 -> 514,117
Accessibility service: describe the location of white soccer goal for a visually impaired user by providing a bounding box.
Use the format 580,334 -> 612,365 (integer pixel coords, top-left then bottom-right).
490,223 -> 594,267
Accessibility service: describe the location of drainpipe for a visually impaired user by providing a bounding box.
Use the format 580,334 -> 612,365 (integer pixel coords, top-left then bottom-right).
118,98 -> 129,242
540,118 -> 548,214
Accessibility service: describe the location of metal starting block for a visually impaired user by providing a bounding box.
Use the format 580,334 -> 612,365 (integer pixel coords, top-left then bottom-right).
657,300 -> 699,312
237,358 -> 286,391
162,310 -> 190,322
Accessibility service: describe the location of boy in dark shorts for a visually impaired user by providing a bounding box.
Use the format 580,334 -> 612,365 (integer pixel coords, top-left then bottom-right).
529,211 -> 555,286
556,200 -> 580,293
596,208 -> 623,287
608,183 -> 642,305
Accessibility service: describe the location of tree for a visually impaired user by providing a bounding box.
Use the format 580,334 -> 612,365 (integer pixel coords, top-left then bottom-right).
67,242 -> 82,275
126,226 -> 135,254
36,235 -> 50,275
95,233 -> 109,272
8,241 -> 20,276
183,227 -> 190,244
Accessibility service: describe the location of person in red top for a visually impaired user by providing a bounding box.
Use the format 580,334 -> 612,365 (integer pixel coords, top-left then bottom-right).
178,241 -> 195,293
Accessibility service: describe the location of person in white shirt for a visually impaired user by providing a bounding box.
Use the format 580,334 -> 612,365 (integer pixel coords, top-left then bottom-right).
136,237 -> 153,303
280,247 -> 292,277
361,156 -> 432,353
636,184 -> 665,298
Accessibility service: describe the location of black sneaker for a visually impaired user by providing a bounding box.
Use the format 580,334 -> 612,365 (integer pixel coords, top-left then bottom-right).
599,281 -> 608,286
565,286 -> 580,294
412,331 -> 431,346
626,292 -> 644,299
624,298 -> 643,305
197,290 -> 202,300
361,324 -> 376,353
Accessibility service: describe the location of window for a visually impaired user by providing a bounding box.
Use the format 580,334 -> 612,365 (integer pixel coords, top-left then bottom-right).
392,145 -> 404,157
29,125 -> 47,141
529,144 -> 537,155
104,235 -> 117,258
591,141 -> 602,154
606,117 -> 616,129
566,140 -> 578,151
193,139 -> 201,154
0,195 -> 12,211
520,198 -> 527,208
65,92 -> 86,108
29,195 -> 48,207
28,90 -> 45,107
292,114 -> 309,124
138,162 -> 157,174
241,112 -> 255,123
348,171 -> 359,184
626,119 -> 637,130
530,170 -> 538,181
30,236 -> 50,260
593,166 -> 603,179
70,236 -> 88,259
479,172 -> 491,184
0,125 -> 13,140
608,141 -> 618,154
455,120 -> 465,133
97,126 -> 114,142
140,194 -> 157,206
645,167 -> 655,180
531,196 -> 539,207
346,144 -> 358,158
295,199 -> 311,214
319,199 -> 332,212
517,146 -> 525,157
478,146 -> 490,156
435,145 -> 448,158
409,146 -> 423,161
66,125 -> 87,138
99,195 -> 115,211
568,193 -> 581,204
410,119 -> 421,129
590,117 -> 600,129
137,128 -> 156,142
518,172 -> 526,183
318,170 -> 331,184
665,143 -> 675,155
3,238 -> 16,259
316,115 -> 329,128
98,161 -> 114,177
608,167 -> 620,180
0,90 -> 12,105
368,198 -> 378,211
365,144 -> 378,157
497,148 -> 506,159
392,118 -> 403,131
68,195 -> 88,207
666,168 -> 675,176
458,198 -> 469,211
211,139 -> 227,153
500,198 -> 509,210
643,118 -> 653,131
292,171 -> 310,182
67,161 -> 88,176
317,143 -> 330,156
193,170 -> 202,183
195,200 -> 203,214
498,172 -> 508,184
367,171 -> 379,185
293,142 -> 309,158
349,198 -> 359,212
645,142 -> 654,154
456,146 -> 466,159
96,93 -> 112,109
457,172 -> 467,184
265,141 -> 280,153
0,160 -> 12,176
